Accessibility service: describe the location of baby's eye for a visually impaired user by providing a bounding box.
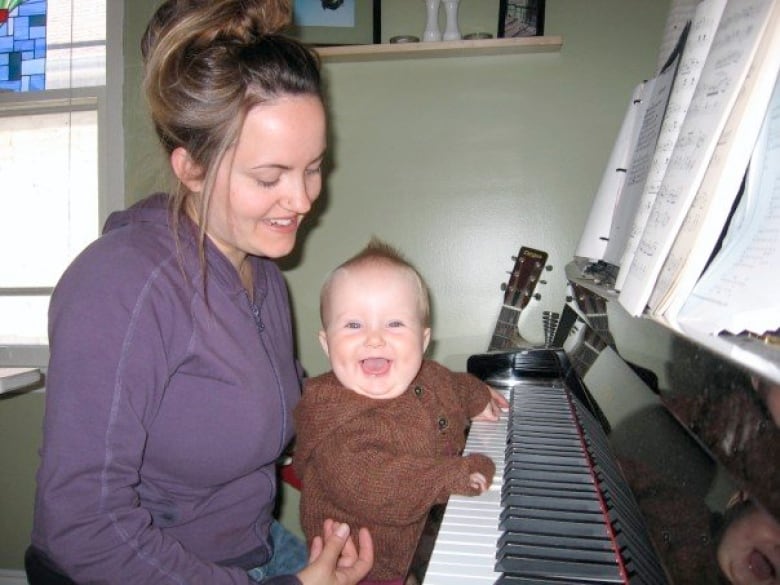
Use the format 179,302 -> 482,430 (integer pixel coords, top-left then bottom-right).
388,320 -> 404,328
345,321 -> 361,329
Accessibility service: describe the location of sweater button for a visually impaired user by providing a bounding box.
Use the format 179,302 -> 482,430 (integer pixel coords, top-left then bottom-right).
437,416 -> 448,430
414,385 -> 424,397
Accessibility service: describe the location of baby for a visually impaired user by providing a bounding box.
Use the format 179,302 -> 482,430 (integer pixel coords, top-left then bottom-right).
293,238 -> 507,585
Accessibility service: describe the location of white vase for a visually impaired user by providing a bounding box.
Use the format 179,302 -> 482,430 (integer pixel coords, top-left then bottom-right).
442,0 -> 461,41
422,0 -> 441,42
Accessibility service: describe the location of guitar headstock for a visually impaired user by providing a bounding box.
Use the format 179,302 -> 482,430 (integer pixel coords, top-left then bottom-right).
502,247 -> 549,310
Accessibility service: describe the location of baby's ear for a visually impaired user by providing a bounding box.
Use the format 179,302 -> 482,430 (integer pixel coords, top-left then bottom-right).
422,328 -> 432,353
318,330 -> 330,357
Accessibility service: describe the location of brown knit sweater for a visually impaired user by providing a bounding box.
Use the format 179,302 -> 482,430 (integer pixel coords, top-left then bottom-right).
293,360 -> 496,581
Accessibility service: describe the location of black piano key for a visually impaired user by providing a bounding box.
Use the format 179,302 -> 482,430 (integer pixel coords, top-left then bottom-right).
505,451 -> 590,467
501,493 -> 605,513
495,552 -> 624,583
499,514 -> 611,539
496,576 -> 597,585
498,529 -> 616,553
504,466 -> 594,485
498,540 -> 620,565
501,504 -> 607,525
502,483 -> 598,500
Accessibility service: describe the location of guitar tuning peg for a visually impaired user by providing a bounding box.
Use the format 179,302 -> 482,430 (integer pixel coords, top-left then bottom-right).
533,293 -> 542,300
539,280 -> 547,285
500,283 -> 507,291
545,265 -> 553,271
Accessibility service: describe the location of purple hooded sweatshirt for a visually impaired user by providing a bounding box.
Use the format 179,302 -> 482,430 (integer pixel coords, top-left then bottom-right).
30,194 -> 302,584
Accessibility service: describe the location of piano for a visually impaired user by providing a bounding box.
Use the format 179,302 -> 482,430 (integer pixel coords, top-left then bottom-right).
415,278 -> 780,585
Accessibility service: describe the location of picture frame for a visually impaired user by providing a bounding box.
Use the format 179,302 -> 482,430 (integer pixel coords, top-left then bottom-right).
288,0 -> 381,47
498,0 -> 545,38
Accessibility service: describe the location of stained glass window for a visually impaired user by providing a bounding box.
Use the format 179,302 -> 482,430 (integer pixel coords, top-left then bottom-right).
0,0 -> 105,92
0,0 -> 47,91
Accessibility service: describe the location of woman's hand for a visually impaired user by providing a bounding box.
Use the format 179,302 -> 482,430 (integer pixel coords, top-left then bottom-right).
298,519 -> 374,585
472,387 -> 509,421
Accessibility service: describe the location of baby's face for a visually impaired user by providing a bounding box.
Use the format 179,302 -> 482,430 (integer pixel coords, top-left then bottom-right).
319,263 -> 431,399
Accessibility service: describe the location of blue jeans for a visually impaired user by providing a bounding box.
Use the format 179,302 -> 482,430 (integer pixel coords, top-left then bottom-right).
247,521 -> 308,582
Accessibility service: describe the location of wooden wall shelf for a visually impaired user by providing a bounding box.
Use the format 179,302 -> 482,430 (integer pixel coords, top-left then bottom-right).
315,35 -> 563,63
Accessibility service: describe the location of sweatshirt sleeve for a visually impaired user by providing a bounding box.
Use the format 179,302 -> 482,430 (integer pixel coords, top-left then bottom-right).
449,369 -> 493,418
32,242 -> 257,585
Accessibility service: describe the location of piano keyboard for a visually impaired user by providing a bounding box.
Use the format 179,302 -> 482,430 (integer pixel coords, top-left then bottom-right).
421,377 -> 668,585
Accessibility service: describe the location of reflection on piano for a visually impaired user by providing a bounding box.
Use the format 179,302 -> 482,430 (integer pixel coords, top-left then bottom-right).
416,272 -> 780,584
421,348 -> 668,585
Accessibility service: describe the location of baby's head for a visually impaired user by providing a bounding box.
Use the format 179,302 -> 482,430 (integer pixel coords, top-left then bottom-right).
319,238 -> 431,400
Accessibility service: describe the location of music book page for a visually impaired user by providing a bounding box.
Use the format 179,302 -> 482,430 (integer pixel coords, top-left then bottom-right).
617,0 -> 777,317
655,0 -> 700,74
603,59 -> 679,267
575,82 -> 651,262
675,75 -> 780,336
615,0 -> 728,290
649,8 -> 780,318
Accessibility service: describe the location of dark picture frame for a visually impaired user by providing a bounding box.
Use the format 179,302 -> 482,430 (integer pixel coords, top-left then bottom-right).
288,0 -> 381,46
498,0 -> 545,38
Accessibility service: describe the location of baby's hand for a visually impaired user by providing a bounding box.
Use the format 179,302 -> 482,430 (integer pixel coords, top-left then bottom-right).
472,387 -> 509,421
469,472 -> 488,493
459,453 -> 495,496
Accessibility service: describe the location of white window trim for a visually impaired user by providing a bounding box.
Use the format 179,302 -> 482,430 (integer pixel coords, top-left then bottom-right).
0,2 -> 123,371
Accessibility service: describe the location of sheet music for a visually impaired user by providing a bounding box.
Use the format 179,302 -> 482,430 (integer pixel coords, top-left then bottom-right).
574,82 -> 651,262
617,0 -> 777,317
649,11 -> 780,318
676,75 -> 780,335
615,0 -> 728,290
655,0 -> 701,74
603,62 -> 679,267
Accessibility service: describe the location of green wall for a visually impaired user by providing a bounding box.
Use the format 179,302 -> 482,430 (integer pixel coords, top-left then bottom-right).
0,0 -> 671,572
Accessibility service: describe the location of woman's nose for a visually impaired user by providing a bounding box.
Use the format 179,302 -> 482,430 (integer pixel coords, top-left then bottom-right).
283,187 -> 312,214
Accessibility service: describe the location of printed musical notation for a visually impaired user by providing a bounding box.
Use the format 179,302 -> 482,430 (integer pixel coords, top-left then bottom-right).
677,75 -> 780,335
603,53 -> 680,268
650,23 -> 780,320
617,0 -> 777,317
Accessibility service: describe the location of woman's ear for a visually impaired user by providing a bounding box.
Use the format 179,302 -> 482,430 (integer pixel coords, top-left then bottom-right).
170,147 -> 204,193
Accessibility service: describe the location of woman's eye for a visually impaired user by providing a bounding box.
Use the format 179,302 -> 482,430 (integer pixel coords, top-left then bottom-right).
257,179 -> 279,188
305,166 -> 322,176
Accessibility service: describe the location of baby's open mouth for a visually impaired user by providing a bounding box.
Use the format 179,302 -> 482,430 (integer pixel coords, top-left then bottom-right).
361,358 -> 391,376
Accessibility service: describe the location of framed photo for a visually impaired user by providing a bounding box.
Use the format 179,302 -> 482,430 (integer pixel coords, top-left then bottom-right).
498,0 -> 545,38
289,0 -> 381,46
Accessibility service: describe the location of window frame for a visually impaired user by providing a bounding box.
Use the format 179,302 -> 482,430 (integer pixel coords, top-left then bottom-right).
0,0 -> 124,370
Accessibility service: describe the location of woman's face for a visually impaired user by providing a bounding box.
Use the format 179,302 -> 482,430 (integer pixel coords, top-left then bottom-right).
191,94 -> 327,267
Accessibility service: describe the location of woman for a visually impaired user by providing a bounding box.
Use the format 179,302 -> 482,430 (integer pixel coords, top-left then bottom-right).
25,1 -> 372,584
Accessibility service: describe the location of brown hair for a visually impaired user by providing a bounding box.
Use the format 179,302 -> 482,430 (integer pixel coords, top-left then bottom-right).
320,237 -> 432,328
141,0 -> 323,273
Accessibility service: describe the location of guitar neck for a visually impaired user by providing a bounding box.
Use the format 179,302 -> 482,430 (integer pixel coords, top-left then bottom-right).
488,305 -> 523,351
488,246 -> 548,352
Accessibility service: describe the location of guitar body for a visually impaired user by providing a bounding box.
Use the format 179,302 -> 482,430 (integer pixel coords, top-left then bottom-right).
488,246 -> 548,351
